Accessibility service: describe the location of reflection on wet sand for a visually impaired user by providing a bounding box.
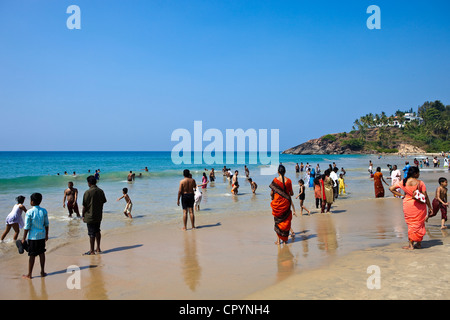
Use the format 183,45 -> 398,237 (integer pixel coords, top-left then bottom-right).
276,245 -> 297,282
316,215 -> 338,254
181,231 -> 201,292
84,257 -> 108,300
26,278 -> 48,300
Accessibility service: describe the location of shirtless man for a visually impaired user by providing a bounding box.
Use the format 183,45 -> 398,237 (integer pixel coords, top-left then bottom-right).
248,178 -> 258,194
127,171 -> 135,182
232,170 -> 239,186
63,182 -> 80,218
177,169 -> 197,230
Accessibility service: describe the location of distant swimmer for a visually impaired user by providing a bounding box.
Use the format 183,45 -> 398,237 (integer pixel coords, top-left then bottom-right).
63,182 -> 80,218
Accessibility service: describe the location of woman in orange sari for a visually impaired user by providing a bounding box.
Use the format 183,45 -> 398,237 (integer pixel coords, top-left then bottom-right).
270,165 -> 296,245
373,167 -> 389,198
389,166 -> 433,250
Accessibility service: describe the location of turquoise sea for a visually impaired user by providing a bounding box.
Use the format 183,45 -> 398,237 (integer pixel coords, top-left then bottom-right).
0,151 -> 445,259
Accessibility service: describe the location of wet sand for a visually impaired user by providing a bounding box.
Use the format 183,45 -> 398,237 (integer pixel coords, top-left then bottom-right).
0,171 -> 449,300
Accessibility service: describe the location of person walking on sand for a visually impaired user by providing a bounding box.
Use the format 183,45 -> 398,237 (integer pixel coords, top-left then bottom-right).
63,182 -> 80,218
322,170 -> 334,213
295,179 -> 310,216
402,161 -> 411,179
177,169 -> 197,230
270,165 -> 296,245
1,196 -> 27,242
314,177 -> 322,209
389,166 -> 432,250
388,165 -> 402,198
117,188 -> 133,219
373,167 -> 389,198
431,177 -> 448,229
82,175 -> 107,255
21,193 -> 49,279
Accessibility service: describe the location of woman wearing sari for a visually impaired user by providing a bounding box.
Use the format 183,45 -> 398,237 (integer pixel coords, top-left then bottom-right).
320,170 -> 334,213
270,165 -> 296,245
373,167 -> 389,198
389,166 -> 433,250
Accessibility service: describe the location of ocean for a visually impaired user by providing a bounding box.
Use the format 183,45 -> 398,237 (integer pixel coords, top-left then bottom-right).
0,151 -> 446,259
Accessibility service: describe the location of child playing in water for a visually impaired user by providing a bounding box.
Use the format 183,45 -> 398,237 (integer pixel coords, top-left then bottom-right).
194,187 -> 202,211
295,179 -> 310,216
248,178 -> 258,194
338,173 -> 346,195
231,181 -> 239,195
117,188 -> 133,218
431,177 -> 448,229
1,196 -> 27,242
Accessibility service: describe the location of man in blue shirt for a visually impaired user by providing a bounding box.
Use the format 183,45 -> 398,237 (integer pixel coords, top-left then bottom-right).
21,193 -> 49,279
403,161 -> 411,179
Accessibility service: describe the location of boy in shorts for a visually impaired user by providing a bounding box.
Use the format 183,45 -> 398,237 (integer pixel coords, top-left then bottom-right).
432,177 -> 448,229
117,188 -> 133,219
21,193 -> 49,279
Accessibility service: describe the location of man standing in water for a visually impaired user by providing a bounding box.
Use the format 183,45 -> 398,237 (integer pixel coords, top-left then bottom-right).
82,175 -> 107,255
63,181 -> 80,218
177,169 -> 197,230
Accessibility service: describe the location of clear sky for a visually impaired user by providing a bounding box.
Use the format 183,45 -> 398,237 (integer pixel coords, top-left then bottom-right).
0,0 -> 449,151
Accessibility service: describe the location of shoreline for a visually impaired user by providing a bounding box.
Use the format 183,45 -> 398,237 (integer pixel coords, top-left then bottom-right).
0,161 -> 448,300
1,194 -> 448,300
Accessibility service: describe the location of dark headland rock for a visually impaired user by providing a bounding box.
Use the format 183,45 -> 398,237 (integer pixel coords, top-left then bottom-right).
283,135 -> 355,155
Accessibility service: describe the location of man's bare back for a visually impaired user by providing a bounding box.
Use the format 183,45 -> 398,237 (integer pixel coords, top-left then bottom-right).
179,178 -> 196,194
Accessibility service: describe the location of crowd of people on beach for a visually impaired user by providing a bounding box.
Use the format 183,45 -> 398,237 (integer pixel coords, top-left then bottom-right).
269,162 -> 348,246
1,174 -> 107,279
1,155 -> 449,279
368,157 -> 448,250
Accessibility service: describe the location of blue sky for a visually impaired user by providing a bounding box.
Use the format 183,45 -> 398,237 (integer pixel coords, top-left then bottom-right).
0,0 -> 449,151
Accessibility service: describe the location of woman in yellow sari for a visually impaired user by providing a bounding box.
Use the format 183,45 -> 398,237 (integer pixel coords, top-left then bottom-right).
270,165 -> 296,245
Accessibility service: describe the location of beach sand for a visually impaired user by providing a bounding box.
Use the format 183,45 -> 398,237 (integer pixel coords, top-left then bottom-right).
0,171 -> 449,300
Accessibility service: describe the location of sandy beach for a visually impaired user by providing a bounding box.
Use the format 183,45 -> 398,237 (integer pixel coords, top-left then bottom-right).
0,168 -> 449,300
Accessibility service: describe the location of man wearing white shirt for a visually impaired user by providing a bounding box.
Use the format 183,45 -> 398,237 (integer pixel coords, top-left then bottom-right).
390,165 -> 402,198
330,167 -> 339,199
